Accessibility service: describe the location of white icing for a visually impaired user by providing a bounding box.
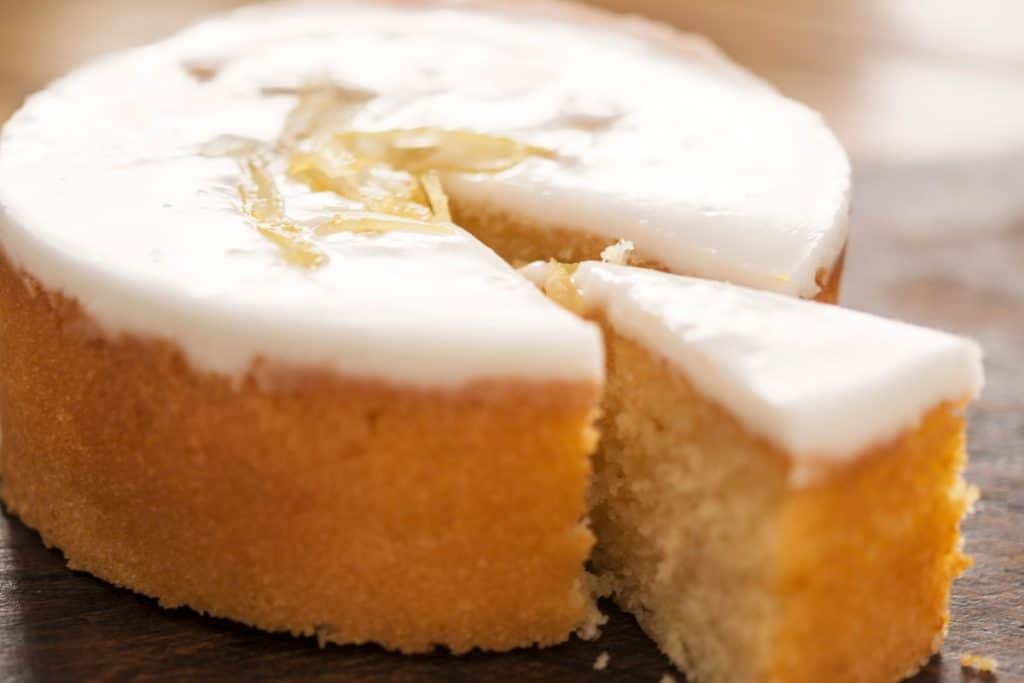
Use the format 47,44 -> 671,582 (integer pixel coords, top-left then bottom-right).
571,262 -> 984,476
0,0 -> 848,385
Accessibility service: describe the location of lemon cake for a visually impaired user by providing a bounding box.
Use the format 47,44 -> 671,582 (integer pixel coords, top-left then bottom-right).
527,261 -> 983,683
0,0 -> 973,677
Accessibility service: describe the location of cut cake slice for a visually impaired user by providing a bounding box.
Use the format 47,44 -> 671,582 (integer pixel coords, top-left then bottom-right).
527,261 -> 983,683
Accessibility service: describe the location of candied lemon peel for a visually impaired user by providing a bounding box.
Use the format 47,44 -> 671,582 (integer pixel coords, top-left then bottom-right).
238,158 -> 326,268
330,128 -> 555,174
206,85 -> 554,267
542,260 -> 585,316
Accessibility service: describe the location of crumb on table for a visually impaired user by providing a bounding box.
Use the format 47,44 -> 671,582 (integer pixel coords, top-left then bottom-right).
961,652 -> 998,676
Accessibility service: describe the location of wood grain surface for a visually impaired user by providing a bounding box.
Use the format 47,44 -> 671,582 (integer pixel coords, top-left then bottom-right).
1,1 -> 1022,681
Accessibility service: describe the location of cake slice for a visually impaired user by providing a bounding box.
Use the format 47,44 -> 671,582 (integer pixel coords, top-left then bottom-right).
529,261 -> 983,683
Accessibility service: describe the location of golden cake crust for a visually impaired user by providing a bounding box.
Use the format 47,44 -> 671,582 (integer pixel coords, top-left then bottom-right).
0,249 -> 600,653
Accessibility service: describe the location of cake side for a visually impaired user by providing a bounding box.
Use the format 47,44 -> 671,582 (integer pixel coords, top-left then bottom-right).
0,250 -> 601,653
770,400 -> 973,683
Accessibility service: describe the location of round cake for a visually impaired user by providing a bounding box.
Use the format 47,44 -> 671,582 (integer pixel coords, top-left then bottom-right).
0,0 -> 904,672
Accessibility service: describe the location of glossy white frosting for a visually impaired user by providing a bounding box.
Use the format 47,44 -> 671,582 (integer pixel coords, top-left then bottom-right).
569,262 -> 984,477
0,0 -> 849,385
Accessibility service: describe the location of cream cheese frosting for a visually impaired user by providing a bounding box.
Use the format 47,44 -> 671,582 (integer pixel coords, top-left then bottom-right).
567,262 -> 984,478
0,0 -> 849,385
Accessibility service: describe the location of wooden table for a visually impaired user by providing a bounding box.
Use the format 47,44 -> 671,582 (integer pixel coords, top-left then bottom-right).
1,1 -> 1022,680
